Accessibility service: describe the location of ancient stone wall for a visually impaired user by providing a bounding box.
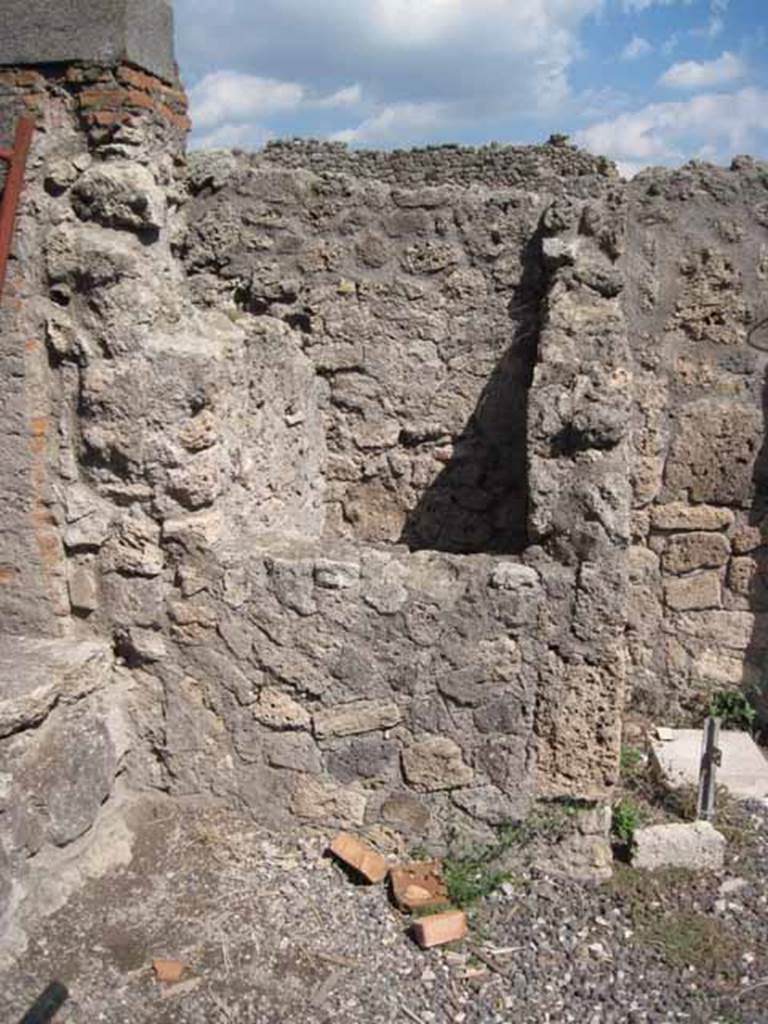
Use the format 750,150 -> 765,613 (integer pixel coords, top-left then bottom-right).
2,26 -> 768,956
253,137 -> 616,189
623,160 -> 768,724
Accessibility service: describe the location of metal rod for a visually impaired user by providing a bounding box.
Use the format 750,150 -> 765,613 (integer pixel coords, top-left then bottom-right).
0,115 -> 35,305
697,716 -> 721,821
17,981 -> 69,1024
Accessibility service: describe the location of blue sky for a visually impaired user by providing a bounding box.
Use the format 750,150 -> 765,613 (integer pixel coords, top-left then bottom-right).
174,0 -> 767,174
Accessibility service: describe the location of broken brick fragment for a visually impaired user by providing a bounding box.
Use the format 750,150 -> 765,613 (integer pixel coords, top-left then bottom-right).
412,909 -> 468,949
329,832 -> 388,883
390,861 -> 449,912
152,959 -> 185,983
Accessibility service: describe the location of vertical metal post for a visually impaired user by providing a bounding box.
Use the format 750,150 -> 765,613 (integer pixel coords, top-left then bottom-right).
697,716 -> 721,821
17,981 -> 69,1024
0,114 -> 35,305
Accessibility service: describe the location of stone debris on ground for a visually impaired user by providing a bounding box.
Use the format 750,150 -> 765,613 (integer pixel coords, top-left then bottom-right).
630,821 -> 727,871
2,798 -> 767,1024
330,833 -> 458,947
651,728 -> 768,803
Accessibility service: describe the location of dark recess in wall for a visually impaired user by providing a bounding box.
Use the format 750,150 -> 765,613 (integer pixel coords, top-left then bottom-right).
400,230 -> 546,555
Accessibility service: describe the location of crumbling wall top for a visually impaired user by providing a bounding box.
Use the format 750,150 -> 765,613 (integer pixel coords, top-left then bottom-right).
255,138 -> 619,190
0,0 -> 177,84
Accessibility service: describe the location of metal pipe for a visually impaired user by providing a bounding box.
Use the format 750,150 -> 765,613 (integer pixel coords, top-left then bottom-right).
0,114 -> 35,305
17,981 -> 69,1024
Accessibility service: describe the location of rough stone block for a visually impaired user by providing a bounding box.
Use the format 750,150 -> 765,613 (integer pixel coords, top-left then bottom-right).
71,163 -> 165,234
651,503 -> 734,532
0,636 -> 112,738
0,0 -> 177,84
252,688 -> 311,731
313,701 -> 402,739
68,563 -> 100,613
662,532 -> 730,574
264,732 -> 322,774
664,571 -> 721,611
402,737 -> 473,791
7,705 -> 117,854
329,832 -> 388,883
665,403 -> 762,508
291,777 -> 366,826
631,822 -> 726,871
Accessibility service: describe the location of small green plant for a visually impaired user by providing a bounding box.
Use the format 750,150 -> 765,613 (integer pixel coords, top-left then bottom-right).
709,690 -> 757,731
612,798 -> 644,845
443,854 -> 509,908
620,745 -> 643,772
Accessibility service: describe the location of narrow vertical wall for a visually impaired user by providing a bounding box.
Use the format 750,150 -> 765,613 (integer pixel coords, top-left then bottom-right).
0,87 -> 69,635
527,190 -> 631,797
0,4 -> 189,637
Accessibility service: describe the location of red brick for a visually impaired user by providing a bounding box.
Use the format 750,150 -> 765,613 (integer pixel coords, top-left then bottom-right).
412,910 -> 468,949
78,89 -> 125,110
152,959 -> 185,983
329,832 -> 388,883
14,70 -> 45,88
390,862 -> 449,912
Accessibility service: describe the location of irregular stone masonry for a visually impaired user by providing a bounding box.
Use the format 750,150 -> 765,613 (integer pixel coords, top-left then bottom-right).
256,137 -> 617,190
2,41 -> 768,958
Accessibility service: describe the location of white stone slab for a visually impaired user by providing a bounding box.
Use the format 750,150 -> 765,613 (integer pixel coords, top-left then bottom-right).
632,821 -> 726,871
651,727 -> 768,803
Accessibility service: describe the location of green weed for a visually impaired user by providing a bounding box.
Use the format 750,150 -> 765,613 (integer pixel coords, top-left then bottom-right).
709,690 -> 757,731
620,746 -> 643,772
612,798 -> 645,845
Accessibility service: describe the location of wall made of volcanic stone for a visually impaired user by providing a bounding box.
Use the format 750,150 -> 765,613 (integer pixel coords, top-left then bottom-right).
0,114 -> 631,852
182,144 -> 615,556
6,63 -> 768,857
623,159 -> 768,725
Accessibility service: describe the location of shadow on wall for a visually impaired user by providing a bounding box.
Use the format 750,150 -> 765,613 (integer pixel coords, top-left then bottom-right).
399,230 -> 545,556
746,338 -> 768,738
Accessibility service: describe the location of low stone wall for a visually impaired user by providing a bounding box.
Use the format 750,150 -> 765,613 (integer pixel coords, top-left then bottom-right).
254,138 -> 617,190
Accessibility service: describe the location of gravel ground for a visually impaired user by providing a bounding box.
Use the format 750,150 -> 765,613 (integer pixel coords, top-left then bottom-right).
1,796 -> 767,1024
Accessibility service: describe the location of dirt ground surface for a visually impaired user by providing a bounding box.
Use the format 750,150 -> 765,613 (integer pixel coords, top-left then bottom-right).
2,796 -> 767,1024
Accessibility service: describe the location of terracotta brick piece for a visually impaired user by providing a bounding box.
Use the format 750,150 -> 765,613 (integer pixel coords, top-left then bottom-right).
329,832 -> 388,883
390,862 -> 449,911
412,910 -> 468,949
152,959 -> 185,983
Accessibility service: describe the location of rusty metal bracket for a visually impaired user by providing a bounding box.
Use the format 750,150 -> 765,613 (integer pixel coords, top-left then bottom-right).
0,114 -> 35,305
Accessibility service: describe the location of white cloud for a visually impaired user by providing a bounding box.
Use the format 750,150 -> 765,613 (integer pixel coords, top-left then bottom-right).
659,50 -> 747,89
191,121 -> 274,151
315,84 -> 363,109
620,0 -> 692,11
188,71 -> 367,147
189,72 -> 306,131
575,86 -> 768,168
331,102 -> 446,145
178,0 -> 604,149
621,36 -> 653,60
691,0 -> 729,39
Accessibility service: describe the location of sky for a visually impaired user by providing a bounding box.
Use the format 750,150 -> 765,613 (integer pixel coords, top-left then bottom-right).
174,0 -> 767,175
